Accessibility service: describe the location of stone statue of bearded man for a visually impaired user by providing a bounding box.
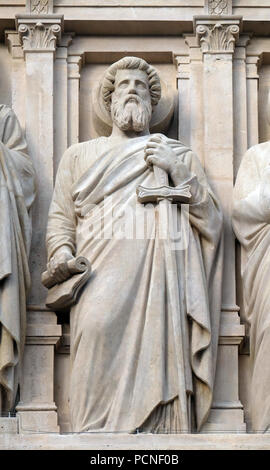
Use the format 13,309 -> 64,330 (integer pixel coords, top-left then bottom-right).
46,57 -> 223,433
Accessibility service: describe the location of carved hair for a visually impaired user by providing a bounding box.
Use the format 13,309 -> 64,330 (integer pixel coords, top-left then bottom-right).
101,56 -> 162,112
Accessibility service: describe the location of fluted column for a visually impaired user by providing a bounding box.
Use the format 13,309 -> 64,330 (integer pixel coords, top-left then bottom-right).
67,54 -> 82,147
246,54 -> 260,148
174,55 -> 191,147
54,34 -> 73,172
233,35 -> 250,176
181,35 -> 205,165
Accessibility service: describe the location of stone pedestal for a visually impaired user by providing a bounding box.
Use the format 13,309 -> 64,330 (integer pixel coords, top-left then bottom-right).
203,314 -> 246,431
16,310 -> 61,433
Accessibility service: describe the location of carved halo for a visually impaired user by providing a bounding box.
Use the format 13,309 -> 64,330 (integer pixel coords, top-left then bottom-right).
92,69 -> 175,137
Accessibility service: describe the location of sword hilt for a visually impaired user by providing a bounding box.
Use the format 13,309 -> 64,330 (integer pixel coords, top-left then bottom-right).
137,164 -> 192,204
153,165 -> 169,187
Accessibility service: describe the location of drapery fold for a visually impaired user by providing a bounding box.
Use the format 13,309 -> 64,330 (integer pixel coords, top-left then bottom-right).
233,141 -> 270,432
0,105 -> 36,411
47,135 -> 223,432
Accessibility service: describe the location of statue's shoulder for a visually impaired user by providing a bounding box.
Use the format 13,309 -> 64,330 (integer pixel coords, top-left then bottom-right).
237,141 -> 270,176
243,141 -> 270,162
62,137 -> 106,160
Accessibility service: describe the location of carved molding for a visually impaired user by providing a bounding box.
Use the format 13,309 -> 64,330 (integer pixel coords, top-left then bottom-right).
246,54 -> 261,79
205,0 -> 232,15
5,31 -> 24,59
195,19 -> 241,54
26,0 -> 53,14
67,55 -> 83,79
174,55 -> 190,79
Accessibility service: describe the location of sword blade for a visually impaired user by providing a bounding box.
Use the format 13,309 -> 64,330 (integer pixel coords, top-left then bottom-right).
154,165 -> 189,432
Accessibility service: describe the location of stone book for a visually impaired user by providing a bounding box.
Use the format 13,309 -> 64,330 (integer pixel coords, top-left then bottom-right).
41,257 -> 92,310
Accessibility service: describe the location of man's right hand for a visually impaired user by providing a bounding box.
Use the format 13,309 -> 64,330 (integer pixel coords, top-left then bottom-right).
46,247 -> 75,283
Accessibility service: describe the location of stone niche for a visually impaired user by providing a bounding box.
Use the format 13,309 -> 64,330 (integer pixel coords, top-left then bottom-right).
1,0 -> 270,449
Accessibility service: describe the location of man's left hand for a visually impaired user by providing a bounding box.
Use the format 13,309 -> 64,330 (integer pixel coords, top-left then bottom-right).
144,134 -> 191,182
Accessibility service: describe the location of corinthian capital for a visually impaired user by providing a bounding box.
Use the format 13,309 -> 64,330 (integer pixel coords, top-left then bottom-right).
16,15 -> 63,53
194,16 -> 242,54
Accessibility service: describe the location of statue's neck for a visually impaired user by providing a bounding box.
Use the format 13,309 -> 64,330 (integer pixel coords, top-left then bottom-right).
109,124 -> 150,144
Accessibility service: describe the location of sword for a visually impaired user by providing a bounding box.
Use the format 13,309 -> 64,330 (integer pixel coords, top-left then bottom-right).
136,164 -> 191,432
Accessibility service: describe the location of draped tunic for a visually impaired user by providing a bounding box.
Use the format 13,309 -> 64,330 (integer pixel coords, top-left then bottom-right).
46,135 -> 223,432
233,141 -> 270,432
0,105 -> 36,411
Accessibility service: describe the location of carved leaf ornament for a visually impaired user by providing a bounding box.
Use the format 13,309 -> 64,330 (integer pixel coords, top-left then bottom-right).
208,0 -> 228,15
18,22 -> 61,50
196,23 -> 240,53
31,0 -> 49,14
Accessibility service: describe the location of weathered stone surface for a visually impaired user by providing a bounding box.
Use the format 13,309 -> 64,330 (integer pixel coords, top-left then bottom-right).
1,0 -> 270,445
2,432 -> 270,451
0,105 -> 36,414
233,141 -> 270,432
0,417 -> 18,434
45,56 -> 223,434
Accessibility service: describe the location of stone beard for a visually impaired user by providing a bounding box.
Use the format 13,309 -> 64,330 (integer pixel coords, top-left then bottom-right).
111,93 -> 152,132
46,58 -> 223,434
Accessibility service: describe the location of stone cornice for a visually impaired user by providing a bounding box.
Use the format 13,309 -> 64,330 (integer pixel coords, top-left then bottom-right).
5,30 -> 24,59
16,14 -> 64,53
173,55 -> 190,79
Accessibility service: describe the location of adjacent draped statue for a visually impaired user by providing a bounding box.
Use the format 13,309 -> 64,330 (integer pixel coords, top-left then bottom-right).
46,57 -> 223,433
0,105 -> 36,413
233,141 -> 270,432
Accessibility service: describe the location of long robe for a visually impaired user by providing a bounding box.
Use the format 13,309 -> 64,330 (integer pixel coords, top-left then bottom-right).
0,105 -> 36,412
46,135 -> 223,432
233,141 -> 270,432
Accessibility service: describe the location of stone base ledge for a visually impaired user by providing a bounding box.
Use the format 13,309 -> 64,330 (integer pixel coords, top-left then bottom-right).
1,433 -> 270,450
0,418 -> 18,434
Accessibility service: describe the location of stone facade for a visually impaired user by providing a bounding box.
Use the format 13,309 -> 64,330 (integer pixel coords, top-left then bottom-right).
1,0 -> 270,449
